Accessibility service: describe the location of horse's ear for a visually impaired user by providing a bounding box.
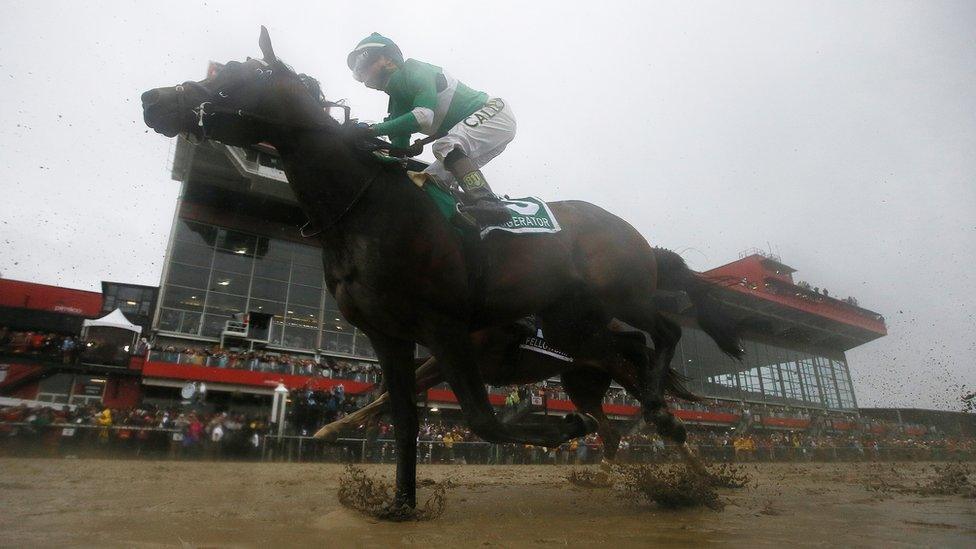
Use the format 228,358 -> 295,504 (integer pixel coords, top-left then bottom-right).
259,25 -> 277,62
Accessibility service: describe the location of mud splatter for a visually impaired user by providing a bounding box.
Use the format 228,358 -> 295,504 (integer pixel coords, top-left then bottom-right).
915,464 -> 975,498
618,465 -> 724,511
864,463 -> 974,498
704,463 -> 751,489
566,468 -> 613,488
337,465 -> 448,521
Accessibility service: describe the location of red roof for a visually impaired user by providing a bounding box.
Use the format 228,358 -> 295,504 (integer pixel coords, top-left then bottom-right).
0,278 -> 103,317
703,255 -> 886,337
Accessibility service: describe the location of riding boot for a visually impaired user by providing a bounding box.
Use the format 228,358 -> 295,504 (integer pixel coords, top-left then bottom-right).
445,150 -> 512,226
457,171 -> 513,225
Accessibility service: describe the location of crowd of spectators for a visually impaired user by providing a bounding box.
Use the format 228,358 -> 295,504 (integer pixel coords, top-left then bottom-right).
0,403 -> 270,459
738,279 -> 882,322
1,327 -> 82,364
2,398 -> 973,464
149,345 -> 382,382
0,326 -> 150,366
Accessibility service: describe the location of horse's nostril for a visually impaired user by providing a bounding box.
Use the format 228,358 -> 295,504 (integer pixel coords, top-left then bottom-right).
141,89 -> 160,106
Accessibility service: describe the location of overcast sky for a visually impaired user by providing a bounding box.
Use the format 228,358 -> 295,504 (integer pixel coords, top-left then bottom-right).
0,1 -> 973,410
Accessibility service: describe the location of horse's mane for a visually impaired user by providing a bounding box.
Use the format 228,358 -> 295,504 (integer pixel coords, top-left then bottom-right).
267,58 -> 418,176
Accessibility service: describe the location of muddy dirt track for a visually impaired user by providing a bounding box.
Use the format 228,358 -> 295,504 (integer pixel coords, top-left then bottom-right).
0,459 -> 973,548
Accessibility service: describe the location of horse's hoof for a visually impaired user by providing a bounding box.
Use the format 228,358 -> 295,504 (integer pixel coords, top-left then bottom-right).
564,412 -> 598,437
648,410 -> 687,444
377,501 -> 417,522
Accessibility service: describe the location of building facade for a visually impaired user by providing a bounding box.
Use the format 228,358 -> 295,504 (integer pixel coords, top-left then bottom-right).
1,131 -> 887,428
144,135 -> 884,418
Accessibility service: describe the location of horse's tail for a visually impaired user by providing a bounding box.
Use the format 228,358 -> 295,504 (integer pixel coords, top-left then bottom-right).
665,364 -> 701,402
654,247 -> 744,361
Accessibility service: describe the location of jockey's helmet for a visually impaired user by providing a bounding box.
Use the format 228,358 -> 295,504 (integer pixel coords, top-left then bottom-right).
347,33 -> 403,82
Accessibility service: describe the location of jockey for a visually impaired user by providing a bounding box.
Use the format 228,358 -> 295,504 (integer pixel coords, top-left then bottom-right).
347,32 -> 514,224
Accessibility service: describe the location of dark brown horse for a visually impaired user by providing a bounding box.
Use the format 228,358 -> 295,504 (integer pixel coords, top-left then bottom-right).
141,28 -> 742,511
314,247 -> 728,467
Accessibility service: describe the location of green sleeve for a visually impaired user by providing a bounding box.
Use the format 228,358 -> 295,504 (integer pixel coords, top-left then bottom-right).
371,62 -> 438,137
389,133 -> 410,148
372,113 -> 420,137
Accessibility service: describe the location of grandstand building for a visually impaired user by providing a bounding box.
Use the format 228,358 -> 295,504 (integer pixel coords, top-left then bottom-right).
1,128 -> 888,431
136,134 -> 887,427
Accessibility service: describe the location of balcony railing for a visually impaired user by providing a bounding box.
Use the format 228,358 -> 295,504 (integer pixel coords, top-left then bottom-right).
146,351 -> 380,384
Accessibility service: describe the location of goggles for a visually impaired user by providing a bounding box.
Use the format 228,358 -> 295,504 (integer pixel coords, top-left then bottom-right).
351,50 -> 377,83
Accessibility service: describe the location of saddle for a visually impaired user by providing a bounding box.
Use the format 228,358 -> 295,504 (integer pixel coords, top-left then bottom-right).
406,171 -> 562,239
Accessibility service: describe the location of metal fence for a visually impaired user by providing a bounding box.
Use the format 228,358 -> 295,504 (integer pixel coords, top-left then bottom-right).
2,423 -> 972,464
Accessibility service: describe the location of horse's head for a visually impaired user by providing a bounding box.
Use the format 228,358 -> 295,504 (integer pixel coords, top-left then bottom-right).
141,26 -> 333,147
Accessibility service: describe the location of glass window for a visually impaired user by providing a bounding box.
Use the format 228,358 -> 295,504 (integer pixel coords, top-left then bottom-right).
322,315 -> 354,333
168,263 -> 210,289
216,228 -> 257,255
354,331 -> 376,359
175,219 -> 218,247
212,249 -> 253,274
291,263 -> 323,287
291,244 -> 322,266
181,312 -> 202,334
269,319 -> 283,345
254,258 -> 290,281
258,237 -> 293,262
282,327 -> 317,350
798,355 -> 824,406
251,277 -> 287,301
205,292 -> 247,316
285,305 -> 320,329
816,357 -> 840,409
172,240 -> 214,268
832,359 -> 856,409
209,270 -> 250,295
162,286 -> 204,311
287,284 -> 322,309
248,298 -> 285,317
202,314 -> 231,337
159,308 -> 182,332
118,287 -> 141,301
323,292 -> 341,315
322,330 -> 354,354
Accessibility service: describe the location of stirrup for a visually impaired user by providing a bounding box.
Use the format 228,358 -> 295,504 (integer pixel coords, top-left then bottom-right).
300,219 -> 321,238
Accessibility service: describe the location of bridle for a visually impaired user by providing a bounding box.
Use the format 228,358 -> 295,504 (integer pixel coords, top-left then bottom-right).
175,60 -> 349,143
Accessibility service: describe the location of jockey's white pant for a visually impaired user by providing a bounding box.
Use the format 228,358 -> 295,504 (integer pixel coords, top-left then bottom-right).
423,97 -> 516,189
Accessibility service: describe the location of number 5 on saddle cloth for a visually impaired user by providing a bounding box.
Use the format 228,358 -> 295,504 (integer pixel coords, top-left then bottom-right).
406,170 -> 561,240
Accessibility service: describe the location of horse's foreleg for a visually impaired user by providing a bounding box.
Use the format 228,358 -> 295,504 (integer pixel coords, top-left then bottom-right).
367,331 -> 420,513
616,306 -> 688,444
561,368 -> 620,462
